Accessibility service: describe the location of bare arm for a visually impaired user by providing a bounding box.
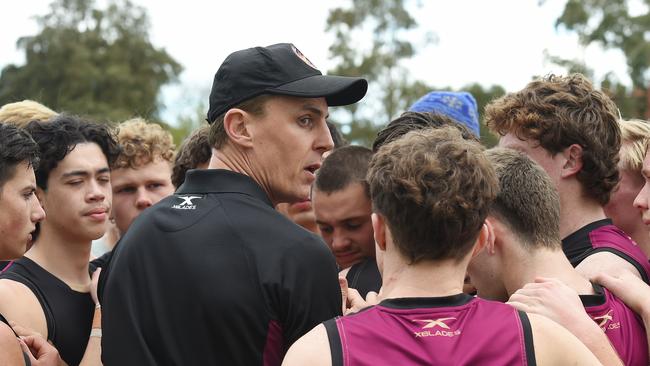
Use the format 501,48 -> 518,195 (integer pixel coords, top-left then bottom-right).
282,324 -> 331,366
0,322 -> 26,366
507,278 -> 622,366
528,313 -> 603,366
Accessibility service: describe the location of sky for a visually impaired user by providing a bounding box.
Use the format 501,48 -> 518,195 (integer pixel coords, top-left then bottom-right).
0,0 -> 634,125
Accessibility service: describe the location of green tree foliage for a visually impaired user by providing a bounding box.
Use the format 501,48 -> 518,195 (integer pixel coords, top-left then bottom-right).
553,0 -> 650,118
325,0 -> 506,147
0,0 -> 182,123
325,0 -> 434,147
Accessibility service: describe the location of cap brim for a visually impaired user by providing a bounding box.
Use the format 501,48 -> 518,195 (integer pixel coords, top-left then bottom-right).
268,75 -> 368,106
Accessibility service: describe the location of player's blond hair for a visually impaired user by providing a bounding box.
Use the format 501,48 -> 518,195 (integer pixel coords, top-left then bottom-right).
619,119 -> 650,173
0,100 -> 57,127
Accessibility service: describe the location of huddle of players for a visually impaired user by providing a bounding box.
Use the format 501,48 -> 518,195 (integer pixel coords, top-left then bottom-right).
0,46 -> 649,366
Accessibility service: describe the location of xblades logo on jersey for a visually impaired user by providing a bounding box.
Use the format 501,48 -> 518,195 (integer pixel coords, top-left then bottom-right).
412,318 -> 461,338
172,195 -> 201,210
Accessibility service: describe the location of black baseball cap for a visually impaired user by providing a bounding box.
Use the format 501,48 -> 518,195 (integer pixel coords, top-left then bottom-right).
206,43 -> 368,123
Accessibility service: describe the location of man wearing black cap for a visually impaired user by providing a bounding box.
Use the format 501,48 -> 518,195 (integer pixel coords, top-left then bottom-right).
100,43 -> 368,366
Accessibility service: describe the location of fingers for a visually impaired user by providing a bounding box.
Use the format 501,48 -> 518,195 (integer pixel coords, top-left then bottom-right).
91,267 -> 102,305
18,337 -> 37,362
338,276 -> 348,314
365,291 -> 379,305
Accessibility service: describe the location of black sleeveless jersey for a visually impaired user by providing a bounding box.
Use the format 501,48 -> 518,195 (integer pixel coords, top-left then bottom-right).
0,257 -> 94,366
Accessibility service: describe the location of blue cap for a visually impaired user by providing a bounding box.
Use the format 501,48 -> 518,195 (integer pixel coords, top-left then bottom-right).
408,91 -> 480,136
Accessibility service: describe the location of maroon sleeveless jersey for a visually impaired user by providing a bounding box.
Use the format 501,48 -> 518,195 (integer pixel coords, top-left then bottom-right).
580,284 -> 649,366
324,294 -> 535,366
562,219 -> 650,284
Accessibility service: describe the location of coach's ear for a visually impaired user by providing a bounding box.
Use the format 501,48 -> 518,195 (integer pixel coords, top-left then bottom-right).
222,108 -> 253,149
372,213 -> 387,252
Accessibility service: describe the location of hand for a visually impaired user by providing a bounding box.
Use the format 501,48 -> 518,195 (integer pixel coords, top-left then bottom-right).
344,289 -> 379,315
507,277 -> 593,333
593,270 -> 650,319
19,335 -> 63,366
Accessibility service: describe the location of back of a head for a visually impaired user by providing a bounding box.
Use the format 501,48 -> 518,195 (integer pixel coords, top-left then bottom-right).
0,100 -> 58,127
25,114 -> 120,189
372,111 -> 478,152
0,123 -> 39,190
485,73 -> 621,205
114,117 -> 176,170
408,91 -> 480,137
618,119 -> 650,174
172,125 -> 212,188
315,145 -> 372,196
485,148 -> 561,250
367,126 -> 498,263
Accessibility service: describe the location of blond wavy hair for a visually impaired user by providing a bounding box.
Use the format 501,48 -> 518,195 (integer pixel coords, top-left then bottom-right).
113,118 -> 176,169
619,119 -> 650,173
0,100 -> 57,127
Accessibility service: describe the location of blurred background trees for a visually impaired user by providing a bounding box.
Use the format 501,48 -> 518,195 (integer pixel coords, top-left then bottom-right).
0,0 -> 182,123
1,0 -> 648,147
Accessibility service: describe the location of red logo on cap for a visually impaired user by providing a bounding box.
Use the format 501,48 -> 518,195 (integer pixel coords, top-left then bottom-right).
292,45 -> 317,70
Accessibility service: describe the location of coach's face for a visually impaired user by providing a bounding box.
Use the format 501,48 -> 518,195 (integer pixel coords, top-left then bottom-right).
249,96 -> 334,205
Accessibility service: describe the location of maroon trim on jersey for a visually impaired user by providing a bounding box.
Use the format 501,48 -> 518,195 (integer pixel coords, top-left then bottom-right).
263,320 -> 284,366
0,260 -> 14,273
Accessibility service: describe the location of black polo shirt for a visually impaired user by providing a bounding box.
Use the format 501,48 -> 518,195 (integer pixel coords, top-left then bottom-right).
100,169 -> 342,366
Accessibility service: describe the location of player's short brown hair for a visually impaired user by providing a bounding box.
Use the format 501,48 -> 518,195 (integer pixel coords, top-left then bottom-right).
486,148 -> 561,250
368,126 -> 498,263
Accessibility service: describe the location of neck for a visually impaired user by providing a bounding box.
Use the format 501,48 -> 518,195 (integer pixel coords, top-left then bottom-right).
559,190 -> 607,239
209,147 -> 278,205
503,247 -> 594,296
25,224 -> 92,291
380,254 -> 466,300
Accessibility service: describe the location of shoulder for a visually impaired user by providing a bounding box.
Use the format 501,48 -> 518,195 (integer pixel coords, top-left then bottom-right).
577,253 -> 642,282
0,279 -> 48,338
282,323 -> 331,366
528,313 -> 602,365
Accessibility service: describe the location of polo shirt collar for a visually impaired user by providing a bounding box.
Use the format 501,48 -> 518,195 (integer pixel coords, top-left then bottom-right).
177,169 -> 273,208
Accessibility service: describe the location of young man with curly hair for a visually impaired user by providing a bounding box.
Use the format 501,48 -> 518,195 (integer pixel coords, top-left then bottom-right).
0,115 -> 120,365
284,127 -> 601,366
110,118 -> 176,236
485,74 -> 650,284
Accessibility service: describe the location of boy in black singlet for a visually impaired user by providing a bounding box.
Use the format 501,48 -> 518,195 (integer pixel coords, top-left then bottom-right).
0,123 -> 58,365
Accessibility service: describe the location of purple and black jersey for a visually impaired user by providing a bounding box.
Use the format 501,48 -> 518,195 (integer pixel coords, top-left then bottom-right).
562,219 -> 650,284
324,294 -> 535,366
580,284 -> 649,366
